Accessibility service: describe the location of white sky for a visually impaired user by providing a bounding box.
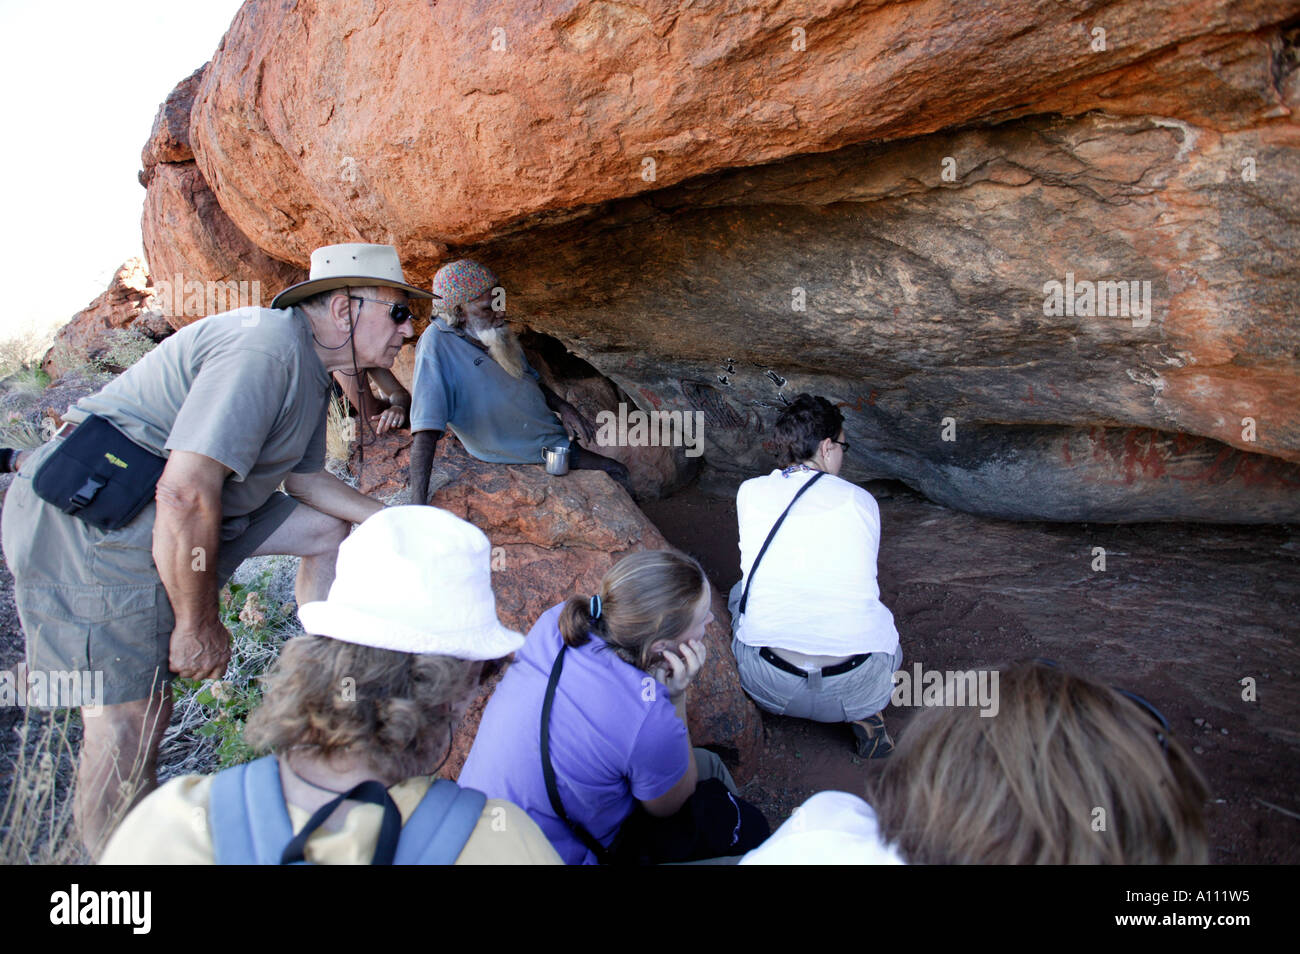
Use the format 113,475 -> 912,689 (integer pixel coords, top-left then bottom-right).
0,0 -> 246,341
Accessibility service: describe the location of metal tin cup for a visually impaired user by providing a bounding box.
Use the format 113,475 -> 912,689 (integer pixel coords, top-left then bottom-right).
542,445 -> 570,475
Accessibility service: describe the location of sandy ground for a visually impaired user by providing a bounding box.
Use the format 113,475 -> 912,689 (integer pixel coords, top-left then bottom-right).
641,478 -> 1300,865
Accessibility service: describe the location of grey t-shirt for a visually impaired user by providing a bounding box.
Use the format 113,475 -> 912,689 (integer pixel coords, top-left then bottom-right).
70,307 -> 330,519
410,318 -> 568,465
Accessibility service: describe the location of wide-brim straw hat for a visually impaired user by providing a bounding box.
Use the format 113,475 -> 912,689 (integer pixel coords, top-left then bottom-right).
271,243 -> 436,309
297,506 -> 524,660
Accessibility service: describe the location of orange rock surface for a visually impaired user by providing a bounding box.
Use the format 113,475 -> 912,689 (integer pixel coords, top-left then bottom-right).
353,432 -> 763,778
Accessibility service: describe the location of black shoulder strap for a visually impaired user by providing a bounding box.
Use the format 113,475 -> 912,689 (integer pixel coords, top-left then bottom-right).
280,780 -> 402,865
737,471 -> 825,617
541,644 -> 613,864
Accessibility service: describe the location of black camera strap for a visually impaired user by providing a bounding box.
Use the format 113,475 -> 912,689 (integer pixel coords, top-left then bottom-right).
541,644 -> 614,865
737,470 -> 824,617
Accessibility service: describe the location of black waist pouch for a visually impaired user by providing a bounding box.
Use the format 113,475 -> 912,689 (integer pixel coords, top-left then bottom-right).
32,415 -> 168,531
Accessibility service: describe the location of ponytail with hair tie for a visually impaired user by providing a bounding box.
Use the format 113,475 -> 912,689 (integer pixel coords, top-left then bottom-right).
589,594 -> 602,620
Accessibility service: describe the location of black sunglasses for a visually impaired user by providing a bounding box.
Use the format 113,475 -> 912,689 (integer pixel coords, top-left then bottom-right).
349,296 -> 413,326
1034,658 -> 1169,753
832,438 -> 850,453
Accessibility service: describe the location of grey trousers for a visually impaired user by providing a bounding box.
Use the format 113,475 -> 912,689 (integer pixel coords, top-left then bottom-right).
728,580 -> 901,723
694,747 -> 737,794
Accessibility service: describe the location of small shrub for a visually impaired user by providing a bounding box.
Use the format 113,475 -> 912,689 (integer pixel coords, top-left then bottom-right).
0,321 -> 59,378
0,413 -> 49,450
170,570 -> 300,770
93,328 -> 159,373
3,366 -> 51,395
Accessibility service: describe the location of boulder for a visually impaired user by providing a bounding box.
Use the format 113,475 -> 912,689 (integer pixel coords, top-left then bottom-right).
139,69 -> 305,330
188,0 -> 1295,263
142,162 -> 306,329
41,259 -> 170,380
140,65 -> 206,183
352,433 -> 763,779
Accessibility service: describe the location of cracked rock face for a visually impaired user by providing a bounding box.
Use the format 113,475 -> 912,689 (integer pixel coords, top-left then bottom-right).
469,111 -> 1300,521
136,1 -> 1300,521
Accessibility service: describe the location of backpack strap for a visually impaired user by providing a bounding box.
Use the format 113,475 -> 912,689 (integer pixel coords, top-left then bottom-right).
392,780 -> 488,865
280,780 -> 402,865
737,470 -> 825,616
210,757 -> 485,865
209,756 -> 296,865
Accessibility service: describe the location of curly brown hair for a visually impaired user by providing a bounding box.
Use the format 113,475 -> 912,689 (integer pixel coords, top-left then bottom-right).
243,635 -> 478,780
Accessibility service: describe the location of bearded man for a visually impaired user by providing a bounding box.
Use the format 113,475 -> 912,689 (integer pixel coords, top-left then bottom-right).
409,260 -> 632,505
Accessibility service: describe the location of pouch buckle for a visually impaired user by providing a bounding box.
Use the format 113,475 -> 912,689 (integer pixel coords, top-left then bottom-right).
67,475 -> 106,513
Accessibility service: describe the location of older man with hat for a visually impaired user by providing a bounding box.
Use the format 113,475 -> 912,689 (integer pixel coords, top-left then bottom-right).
1,242 -> 428,856
408,259 -> 632,507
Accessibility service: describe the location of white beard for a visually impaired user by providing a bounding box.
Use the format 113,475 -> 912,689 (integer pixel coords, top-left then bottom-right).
476,324 -> 529,380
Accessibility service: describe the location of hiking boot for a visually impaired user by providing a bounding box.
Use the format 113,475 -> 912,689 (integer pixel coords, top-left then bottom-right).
851,712 -> 895,759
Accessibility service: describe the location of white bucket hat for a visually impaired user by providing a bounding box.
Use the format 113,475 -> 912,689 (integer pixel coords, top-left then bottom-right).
271,243 -> 436,309
297,506 -> 524,660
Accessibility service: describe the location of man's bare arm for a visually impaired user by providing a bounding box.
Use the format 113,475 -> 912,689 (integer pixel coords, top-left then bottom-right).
283,469 -> 385,525
409,429 -> 442,505
153,450 -> 231,680
540,384 -> 596,444
368,367 -> 410,414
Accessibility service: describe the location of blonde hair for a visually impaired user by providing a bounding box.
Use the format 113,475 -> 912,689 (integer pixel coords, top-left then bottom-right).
558,550 -> 708,671
243,635 -> 477,780
869,661 -> 1209,864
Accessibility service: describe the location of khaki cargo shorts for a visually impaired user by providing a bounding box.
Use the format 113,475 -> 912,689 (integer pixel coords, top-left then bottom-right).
1,439 -> 298,706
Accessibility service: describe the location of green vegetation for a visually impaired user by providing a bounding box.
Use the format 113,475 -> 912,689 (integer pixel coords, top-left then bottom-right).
93,328 -> 159,373
0,320 -> 58,379
171,569 -> 301,770
0,565 -> 301,864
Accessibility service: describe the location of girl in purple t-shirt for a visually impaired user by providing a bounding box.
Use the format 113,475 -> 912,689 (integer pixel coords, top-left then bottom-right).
459,550 -> 768,864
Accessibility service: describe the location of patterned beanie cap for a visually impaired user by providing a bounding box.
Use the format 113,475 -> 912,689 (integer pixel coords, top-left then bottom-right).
431,259 -> 499,309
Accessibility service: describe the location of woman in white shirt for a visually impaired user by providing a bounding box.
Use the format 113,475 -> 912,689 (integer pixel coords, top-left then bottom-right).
730,394 -> 902,758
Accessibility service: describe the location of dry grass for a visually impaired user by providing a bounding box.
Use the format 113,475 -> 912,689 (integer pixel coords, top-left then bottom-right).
0,708 -> 88,865
0,572 -> 303,864
0,415 -> 49,450
326,392 -> 357,474
0,320 -> 59,378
